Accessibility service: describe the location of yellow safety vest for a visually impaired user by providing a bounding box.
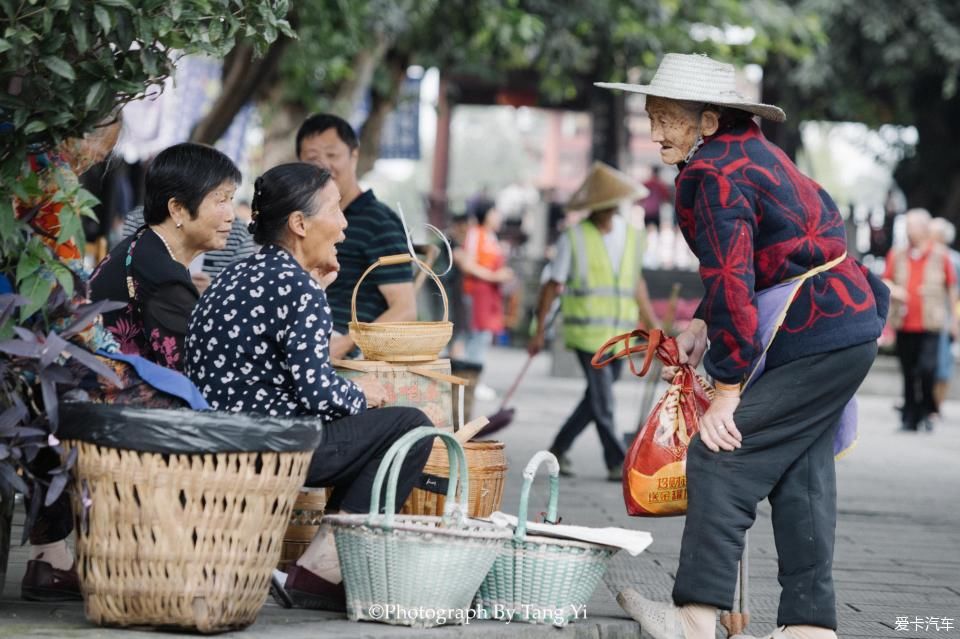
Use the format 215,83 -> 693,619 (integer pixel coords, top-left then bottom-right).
561,220 -> 639,352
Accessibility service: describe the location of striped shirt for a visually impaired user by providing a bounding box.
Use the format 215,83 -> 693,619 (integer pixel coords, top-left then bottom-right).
324,189 -> 412,333
121,207 -> 258,278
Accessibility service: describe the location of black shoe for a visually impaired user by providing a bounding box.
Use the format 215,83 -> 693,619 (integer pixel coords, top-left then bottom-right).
606,464 -> 623,482
21,560 -> 82,602
284,564 -> 346,612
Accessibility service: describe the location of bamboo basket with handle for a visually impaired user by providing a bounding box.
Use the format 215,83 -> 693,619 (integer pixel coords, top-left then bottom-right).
326,427 -> 511,627
349,254 -> 452,362
476,451 -> 618,625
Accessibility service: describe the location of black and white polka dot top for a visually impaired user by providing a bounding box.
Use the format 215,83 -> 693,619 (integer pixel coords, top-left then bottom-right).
185,244 -> 367,420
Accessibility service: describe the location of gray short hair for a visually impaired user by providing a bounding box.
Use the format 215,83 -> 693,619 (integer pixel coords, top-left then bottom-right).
931,217 -> 956,244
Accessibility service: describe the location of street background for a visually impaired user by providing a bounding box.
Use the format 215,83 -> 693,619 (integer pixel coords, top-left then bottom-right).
1,348 -> 957,639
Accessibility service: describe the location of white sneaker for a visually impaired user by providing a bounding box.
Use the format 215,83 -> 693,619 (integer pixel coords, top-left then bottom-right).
616,588 -> 685,639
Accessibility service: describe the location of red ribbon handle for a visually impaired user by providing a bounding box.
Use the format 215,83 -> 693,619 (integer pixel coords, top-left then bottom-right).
590,328 -> 665,378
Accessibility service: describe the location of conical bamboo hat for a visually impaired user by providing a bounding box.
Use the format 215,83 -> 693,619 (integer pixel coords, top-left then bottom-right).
566,161 -> 649,212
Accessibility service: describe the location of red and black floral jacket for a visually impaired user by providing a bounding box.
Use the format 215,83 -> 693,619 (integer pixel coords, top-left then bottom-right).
675,121 -> 889,384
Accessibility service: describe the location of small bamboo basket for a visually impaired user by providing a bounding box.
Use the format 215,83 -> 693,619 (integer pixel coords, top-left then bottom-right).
349,254 -> 453,362
278,488 -> 329,572
400,439 -> 506,518
476,451 -> 618,626
65,441 -> 312,633
325,427 -> 512,628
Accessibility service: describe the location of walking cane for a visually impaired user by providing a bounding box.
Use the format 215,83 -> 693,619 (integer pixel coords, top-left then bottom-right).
720,531 -> 751,636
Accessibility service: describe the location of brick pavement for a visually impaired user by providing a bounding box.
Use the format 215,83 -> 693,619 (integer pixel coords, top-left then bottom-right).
1,347 -> 958,639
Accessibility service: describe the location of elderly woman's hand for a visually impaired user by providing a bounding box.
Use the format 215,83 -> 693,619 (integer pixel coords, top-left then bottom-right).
355,374 -> 388,409
310,268 -> 339,289
697,394 -> 742,453
660,319 -> 708,381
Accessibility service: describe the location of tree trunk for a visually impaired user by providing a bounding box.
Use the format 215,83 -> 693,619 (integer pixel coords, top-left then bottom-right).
189,34 -> 293,146
259,85 -> 308,171
355,49 -> 410,178
760,54 -> 803,160
894,75 -> 960,230
329,34 -> 393,119
589,83 -> 627,169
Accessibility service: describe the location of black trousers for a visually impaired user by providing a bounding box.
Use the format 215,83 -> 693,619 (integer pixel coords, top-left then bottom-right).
28,448 -> 73,545
672,341 -> 877,629
550,349 -> 626,469
895,330 -> 940,428
305,406 -> 433,514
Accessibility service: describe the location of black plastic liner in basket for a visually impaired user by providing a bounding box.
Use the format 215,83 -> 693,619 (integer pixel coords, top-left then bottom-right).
59,403 -> 324,454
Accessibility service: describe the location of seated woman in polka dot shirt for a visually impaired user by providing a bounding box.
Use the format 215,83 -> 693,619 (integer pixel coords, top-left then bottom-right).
186,162 -> 434,612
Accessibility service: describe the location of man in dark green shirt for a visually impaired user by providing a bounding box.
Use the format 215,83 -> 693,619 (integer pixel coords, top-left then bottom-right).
296,114 -> 415,358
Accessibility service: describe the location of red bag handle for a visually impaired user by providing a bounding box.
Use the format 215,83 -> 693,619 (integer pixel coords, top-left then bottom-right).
591,328 -> 664,378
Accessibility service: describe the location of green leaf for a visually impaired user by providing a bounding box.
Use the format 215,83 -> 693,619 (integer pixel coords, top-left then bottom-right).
98,0 -> 134,9
94,5 -> 111,33
0,38 -> 11,54
23,120 -> 47,135
50,262 -> 74,298
41,56 -> 76,80
18,273 -> 55,321
15,251 -> 42,284
72,13 -> 90,52
0,198 -> 16,241
85,82 -> 106,110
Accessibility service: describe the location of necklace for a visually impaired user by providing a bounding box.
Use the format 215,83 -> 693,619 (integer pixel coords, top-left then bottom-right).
151,228 -> 177,261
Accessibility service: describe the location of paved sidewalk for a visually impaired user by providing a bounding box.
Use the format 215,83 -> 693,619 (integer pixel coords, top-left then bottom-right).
2,347 -> 959,638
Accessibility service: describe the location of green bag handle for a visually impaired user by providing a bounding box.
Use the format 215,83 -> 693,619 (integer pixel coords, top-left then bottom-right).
367,426 -> 469,530
514,450 -> 561,541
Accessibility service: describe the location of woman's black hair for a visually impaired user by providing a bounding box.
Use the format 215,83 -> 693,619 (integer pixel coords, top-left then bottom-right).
469,198 -> 496,226
248,163 -> 334,245
143,143 -> 241,225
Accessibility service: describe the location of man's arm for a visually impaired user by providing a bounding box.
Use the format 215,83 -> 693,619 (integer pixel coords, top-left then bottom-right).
527,280 -> 562,355
330,281 -> 416,358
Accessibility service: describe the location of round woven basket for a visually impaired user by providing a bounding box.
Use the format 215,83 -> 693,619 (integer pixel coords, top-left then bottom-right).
349,254 -> 452,362
401,440 -> 506,519
278,488 -> 329,572
66,441 -> 312,633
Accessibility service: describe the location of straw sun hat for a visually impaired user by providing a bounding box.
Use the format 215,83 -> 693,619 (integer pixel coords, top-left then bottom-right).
566,161 -> 649,212
596,53 -> 786,123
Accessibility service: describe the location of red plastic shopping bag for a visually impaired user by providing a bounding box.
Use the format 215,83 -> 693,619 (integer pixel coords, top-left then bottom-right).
591,329 -> 713,516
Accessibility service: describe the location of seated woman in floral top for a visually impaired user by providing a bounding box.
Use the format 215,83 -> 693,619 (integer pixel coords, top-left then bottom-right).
90,143 -> 240,370
185,162 -> 434,612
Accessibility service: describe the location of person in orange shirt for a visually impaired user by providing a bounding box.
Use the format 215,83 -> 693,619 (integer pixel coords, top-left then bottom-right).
457,199 -> 514,369
883,208 -> 960,431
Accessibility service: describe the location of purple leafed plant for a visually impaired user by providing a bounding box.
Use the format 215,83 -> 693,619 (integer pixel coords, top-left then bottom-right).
0,291 -> 122,541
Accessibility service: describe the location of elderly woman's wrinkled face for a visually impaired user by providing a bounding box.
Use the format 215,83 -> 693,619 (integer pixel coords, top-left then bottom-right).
303,180 -> 348,275
179,180 -> 237,252
645,97 -> 701,166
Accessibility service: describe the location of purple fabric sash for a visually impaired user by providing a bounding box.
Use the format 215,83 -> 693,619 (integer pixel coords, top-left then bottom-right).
747,280 -> 857,457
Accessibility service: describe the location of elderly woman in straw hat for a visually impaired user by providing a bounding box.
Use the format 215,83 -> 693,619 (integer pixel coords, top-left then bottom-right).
598,54 -> 889,639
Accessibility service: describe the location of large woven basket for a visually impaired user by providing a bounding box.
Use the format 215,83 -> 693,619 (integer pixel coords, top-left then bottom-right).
400,439 -> 506,518
325,427 -> 511,628
278,488 -> 329,572
349,254 -> 452,362
476,451 -> 618,626
60,406 -> 321,633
